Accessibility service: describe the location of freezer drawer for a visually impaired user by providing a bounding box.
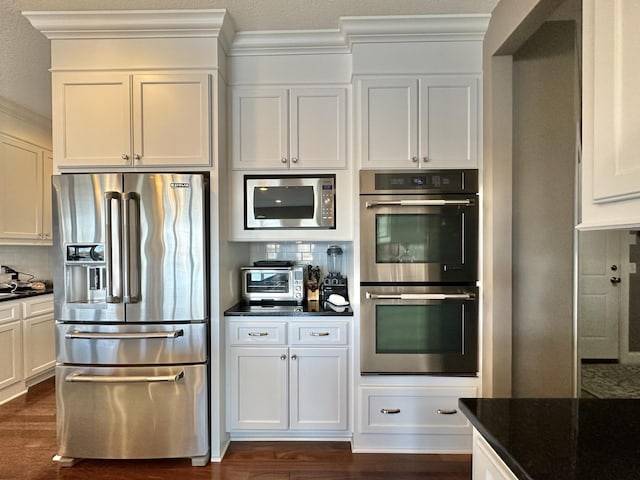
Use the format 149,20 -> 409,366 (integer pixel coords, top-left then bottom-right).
56,364 -> 209,462
56,322 -> 207,365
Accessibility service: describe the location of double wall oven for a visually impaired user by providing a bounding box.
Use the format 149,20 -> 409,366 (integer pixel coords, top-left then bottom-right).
359,170 -> 479,375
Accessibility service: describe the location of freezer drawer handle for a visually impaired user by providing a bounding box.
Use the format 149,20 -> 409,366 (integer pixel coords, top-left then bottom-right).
65,329 -> 185,340
365,292 -> 476,301
65,370 -> 185,383
365,199 -> 473,208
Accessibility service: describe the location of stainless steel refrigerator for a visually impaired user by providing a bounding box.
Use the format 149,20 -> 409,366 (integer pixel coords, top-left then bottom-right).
51,173 -> 209,466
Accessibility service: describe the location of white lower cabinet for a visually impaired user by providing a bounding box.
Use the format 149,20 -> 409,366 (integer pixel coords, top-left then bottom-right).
353,382 -> 478,453
0,295 -> 54,405
227,318 -> 349,436
472,429 -> 518,480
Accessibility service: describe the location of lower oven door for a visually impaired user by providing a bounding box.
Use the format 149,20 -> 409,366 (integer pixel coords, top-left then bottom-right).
360,285 -> 478,375
56,364 -> 208,460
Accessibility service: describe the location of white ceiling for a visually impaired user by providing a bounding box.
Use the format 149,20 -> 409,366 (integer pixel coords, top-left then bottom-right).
1,0 -> 499,119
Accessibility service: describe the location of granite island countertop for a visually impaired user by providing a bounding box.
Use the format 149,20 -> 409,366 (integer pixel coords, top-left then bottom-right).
459,397 -> 640,480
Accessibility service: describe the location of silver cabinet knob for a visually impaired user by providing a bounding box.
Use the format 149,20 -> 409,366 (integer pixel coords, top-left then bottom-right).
291,157 -> 298,163
422,156 -> 429,163
291,354 -> 297,360
121,154 -> 129,161
281,157 -> 288,164
280,354 -> 287,360
411,156 -> 418,163
134,154 -> 141,161
611,277 -> 621,284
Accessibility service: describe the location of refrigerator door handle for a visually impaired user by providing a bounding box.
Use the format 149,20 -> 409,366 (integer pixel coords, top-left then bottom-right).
122,192 -> 141,304
104,191 -> 122,303
65,371 -> 185,383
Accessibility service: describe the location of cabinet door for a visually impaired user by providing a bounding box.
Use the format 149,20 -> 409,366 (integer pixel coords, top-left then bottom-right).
580,0 -> 640,229
132,74 -> 211,166
41,150 -> 53,241
229,347 -> 288,430
53,73 -> 132,168
290,88 -> 347,169
289,347 -> 347,431
23,313 -> 55,379
472,431 -> 518,480
232,87 -> 289,170
0,320 -> 22,390
0,134 -> 42,240
359,78 -> 418,168
419,76 -> 479,168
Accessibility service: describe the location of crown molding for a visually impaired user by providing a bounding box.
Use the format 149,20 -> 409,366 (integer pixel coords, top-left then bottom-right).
228,14 -> 490,56
0,96 -> 52,130
22,9 -> 233,41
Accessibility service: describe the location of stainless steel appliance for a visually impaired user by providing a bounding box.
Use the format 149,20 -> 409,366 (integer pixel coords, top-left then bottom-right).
52,173 -> 209,466
321,245 -> 348,303
359,169 -> 478,284
244,174 -> 335,229
241,262 -> 305,304
360,285 -> 478,374
359,170 -> 479,375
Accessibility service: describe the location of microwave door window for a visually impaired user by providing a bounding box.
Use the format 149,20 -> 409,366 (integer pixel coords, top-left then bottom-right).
253,186 -> 314,219
375,304 -> 463,355
375,213 -> 463,264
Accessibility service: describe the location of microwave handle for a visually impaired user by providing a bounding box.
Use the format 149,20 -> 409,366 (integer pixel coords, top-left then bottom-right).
365,199 -> 473,208
365,292 -> 476,301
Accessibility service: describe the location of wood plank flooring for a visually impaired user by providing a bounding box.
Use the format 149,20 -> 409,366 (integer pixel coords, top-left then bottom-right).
0,378 -> 471,480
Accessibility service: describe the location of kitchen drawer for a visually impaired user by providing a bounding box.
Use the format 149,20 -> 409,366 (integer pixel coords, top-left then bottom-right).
289,321 -> 348,346
227,322 -> 287,346
22,295 -> 53,318
0,302 -> 20,324
360,386 -> 476,435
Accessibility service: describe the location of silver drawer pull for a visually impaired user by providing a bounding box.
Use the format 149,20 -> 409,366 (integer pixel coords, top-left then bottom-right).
437,408 -> 458,415
65,371 -> 184,383
309,332 -> 330,337
248,332 -> 269,337
66,329 -> 184,340
365,292 -> 475,301
366,199 -> 473,208
380,408 -> 401,415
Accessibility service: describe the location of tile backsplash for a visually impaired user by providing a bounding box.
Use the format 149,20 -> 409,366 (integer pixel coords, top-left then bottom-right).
0,246 -> 54,284
249,242 -> 351,277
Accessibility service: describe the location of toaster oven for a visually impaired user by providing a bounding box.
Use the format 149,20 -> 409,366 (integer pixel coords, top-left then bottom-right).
241,265 -> 305,304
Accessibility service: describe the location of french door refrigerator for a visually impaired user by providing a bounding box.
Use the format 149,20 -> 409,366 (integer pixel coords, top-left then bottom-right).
52,173 -> 210,466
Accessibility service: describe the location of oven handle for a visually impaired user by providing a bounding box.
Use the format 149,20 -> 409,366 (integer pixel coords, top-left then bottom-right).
65,329 -> 184,340
65,371 -> 185,383
365,199 -> 473,208
365,292 -> 476,301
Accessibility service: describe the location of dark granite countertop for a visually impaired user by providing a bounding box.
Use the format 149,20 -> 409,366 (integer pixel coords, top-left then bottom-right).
0,288 -> 54,303
459,397 -> 640,480
224,301 -> 353,316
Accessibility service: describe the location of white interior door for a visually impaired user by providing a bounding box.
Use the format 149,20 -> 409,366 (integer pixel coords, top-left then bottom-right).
578,230 -> 622,359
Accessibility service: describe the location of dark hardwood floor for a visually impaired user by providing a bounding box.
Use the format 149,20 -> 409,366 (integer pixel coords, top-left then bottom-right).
0,378 -> 471,480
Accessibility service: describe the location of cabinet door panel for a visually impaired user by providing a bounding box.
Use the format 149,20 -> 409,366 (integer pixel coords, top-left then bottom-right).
232,88 -> 289,170
53,73 -> 131,167
290,88 -> 346,169
290,347 -> 347,430
132,74 -> 210,166
23,314 -> 55,379
420,76 -> 478,168
229,347 -> 288,430
360,78 -> 418,168
0,320 -> 22,389
0,134 -> 42,240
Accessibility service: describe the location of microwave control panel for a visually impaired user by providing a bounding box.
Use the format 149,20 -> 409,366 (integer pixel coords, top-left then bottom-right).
320,181 -> 335,226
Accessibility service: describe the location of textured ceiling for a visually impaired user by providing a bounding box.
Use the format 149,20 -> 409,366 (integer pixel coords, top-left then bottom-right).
1,0 -> 500,119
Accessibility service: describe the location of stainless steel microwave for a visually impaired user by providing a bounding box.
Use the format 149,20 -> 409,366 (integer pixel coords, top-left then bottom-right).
244,174 -> 336,230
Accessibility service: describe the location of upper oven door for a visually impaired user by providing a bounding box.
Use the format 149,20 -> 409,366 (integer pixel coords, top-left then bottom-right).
359,194 -> 478,283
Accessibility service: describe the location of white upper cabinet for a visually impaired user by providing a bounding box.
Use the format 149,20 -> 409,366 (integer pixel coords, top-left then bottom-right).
232,86 -> 347,170
580,0 -> 640,229
359,76 -> 479,169
53,72 -> 211,169
0,134 -> 52,244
